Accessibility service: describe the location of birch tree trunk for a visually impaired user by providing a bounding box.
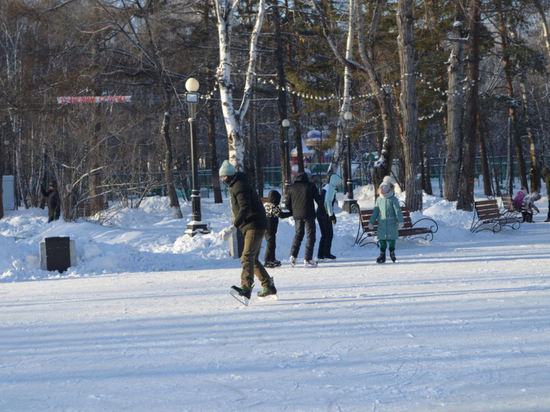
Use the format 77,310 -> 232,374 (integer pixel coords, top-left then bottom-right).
396,0 -> 422,211
333,0 -> 354,170
214,0 -> 266,169
444,11 -> 466,202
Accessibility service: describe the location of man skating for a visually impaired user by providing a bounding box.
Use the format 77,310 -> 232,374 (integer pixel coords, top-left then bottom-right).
219,160 -> 277,304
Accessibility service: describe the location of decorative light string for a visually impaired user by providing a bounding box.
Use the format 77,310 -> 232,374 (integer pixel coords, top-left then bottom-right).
199,72 -> 482,123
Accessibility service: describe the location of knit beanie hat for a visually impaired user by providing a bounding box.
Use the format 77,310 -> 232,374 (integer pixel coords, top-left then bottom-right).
219,160 -> 237,177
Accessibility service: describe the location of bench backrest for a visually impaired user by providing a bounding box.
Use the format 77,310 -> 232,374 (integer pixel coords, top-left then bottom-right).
501,194 -> 516,212
474,199 -> 501,220
360,206 -> 413,231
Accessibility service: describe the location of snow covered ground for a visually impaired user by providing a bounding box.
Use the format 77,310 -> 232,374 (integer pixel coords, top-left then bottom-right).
1,184 -> 550,411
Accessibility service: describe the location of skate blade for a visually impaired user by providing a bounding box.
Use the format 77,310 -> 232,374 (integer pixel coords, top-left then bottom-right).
230,289 -> 249,306
257,294 -> 278,301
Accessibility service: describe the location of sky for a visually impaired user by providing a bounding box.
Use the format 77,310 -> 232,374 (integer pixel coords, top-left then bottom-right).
1,183 -> 549,411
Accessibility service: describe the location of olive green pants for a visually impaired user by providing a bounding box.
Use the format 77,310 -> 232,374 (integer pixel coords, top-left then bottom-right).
241,228 -> 270,289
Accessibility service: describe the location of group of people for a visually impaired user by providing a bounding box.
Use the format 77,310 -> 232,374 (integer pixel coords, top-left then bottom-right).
40,181 -> 77,223
218,160 -> 402,301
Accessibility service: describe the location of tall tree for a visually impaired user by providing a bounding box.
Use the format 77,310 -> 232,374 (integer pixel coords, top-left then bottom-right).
458,0 -> 482,210
496,0 -> 528,193
214,0 -> 267,169
396,0 -> 422,211
444,5 -> 467,202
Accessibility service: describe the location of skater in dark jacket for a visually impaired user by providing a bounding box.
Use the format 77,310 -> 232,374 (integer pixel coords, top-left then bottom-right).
542,166 -> 550,222
285,172 -> 325,267
317,173 -> 342,260
219,160 -> 277,300
263,189 -> 291,268
40,181 -> 61,223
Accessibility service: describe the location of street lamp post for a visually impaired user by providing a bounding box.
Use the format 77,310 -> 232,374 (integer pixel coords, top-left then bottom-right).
342,111 -> 358,213
282,119 -> 291,191
184,78 -> 210,237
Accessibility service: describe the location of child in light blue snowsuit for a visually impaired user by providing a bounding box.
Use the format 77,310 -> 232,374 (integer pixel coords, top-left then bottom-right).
369,176 -> 404,263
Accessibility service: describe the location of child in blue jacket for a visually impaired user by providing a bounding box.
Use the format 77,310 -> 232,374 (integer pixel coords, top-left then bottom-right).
369,176 -> 404,263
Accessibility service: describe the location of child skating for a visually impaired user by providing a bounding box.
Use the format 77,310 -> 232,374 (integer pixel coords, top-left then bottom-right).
368,176 -> 404,263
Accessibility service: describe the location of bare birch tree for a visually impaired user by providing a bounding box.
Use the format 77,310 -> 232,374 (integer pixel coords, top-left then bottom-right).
214,0 -> 266,169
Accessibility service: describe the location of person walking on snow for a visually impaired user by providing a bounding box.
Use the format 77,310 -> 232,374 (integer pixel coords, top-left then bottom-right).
219,160 -> 277,301
369,176 -> 404,263
40,181 -> 61,223
285,171 -> 325,267
317,173 -> 342,260
263,189 -> 291,268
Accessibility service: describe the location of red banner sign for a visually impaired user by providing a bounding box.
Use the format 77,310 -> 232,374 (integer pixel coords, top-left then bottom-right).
57,96 -> 132,104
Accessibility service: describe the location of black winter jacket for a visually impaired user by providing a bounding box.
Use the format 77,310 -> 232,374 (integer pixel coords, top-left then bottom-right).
285,172 -> 325,220
228,172 -> 267,232
542,166 -> 550,199
40,186 -> 61,219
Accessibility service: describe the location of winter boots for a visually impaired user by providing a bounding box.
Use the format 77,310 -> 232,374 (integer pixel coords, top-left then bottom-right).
376,249 -> 386,264
389,248 -> 396,262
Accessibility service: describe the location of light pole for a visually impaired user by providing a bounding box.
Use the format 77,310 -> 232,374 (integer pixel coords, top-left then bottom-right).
342,111 -> 358,213
184,78 -> 210,237
282,119 -> 291,191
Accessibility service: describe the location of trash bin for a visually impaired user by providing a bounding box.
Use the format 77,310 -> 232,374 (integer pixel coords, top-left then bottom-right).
40,237 -> 76,273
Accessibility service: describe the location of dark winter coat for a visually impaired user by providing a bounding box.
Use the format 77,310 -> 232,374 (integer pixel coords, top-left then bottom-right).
285,172 -> 325,220
228,171 -> 267,233
542,166 -> 550,199
369,192 -> 404,241
264,190 -> 291,219
40,186 -> 61,220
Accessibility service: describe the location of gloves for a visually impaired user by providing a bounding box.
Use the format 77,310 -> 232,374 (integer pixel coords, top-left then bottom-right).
398,222 -> 404,230
330,215 -> 337,224
220,225 -> 237,241
368,223 -> 374,230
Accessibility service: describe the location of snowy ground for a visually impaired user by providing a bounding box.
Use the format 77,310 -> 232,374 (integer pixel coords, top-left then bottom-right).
1,184 -> 550,411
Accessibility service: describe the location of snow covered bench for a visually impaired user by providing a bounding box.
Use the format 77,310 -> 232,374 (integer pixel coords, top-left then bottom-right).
470,199 -> 521,233
355,205 -> 438,247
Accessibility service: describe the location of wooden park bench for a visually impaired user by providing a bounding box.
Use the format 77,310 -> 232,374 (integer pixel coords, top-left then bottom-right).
470,198 -> 521,233
355,205 -> 439,247
500,194 -> 522,217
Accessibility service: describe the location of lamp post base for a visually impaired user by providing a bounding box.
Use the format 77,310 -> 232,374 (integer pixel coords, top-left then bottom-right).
342,198 -> 359,214
185,221 -> 210,237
